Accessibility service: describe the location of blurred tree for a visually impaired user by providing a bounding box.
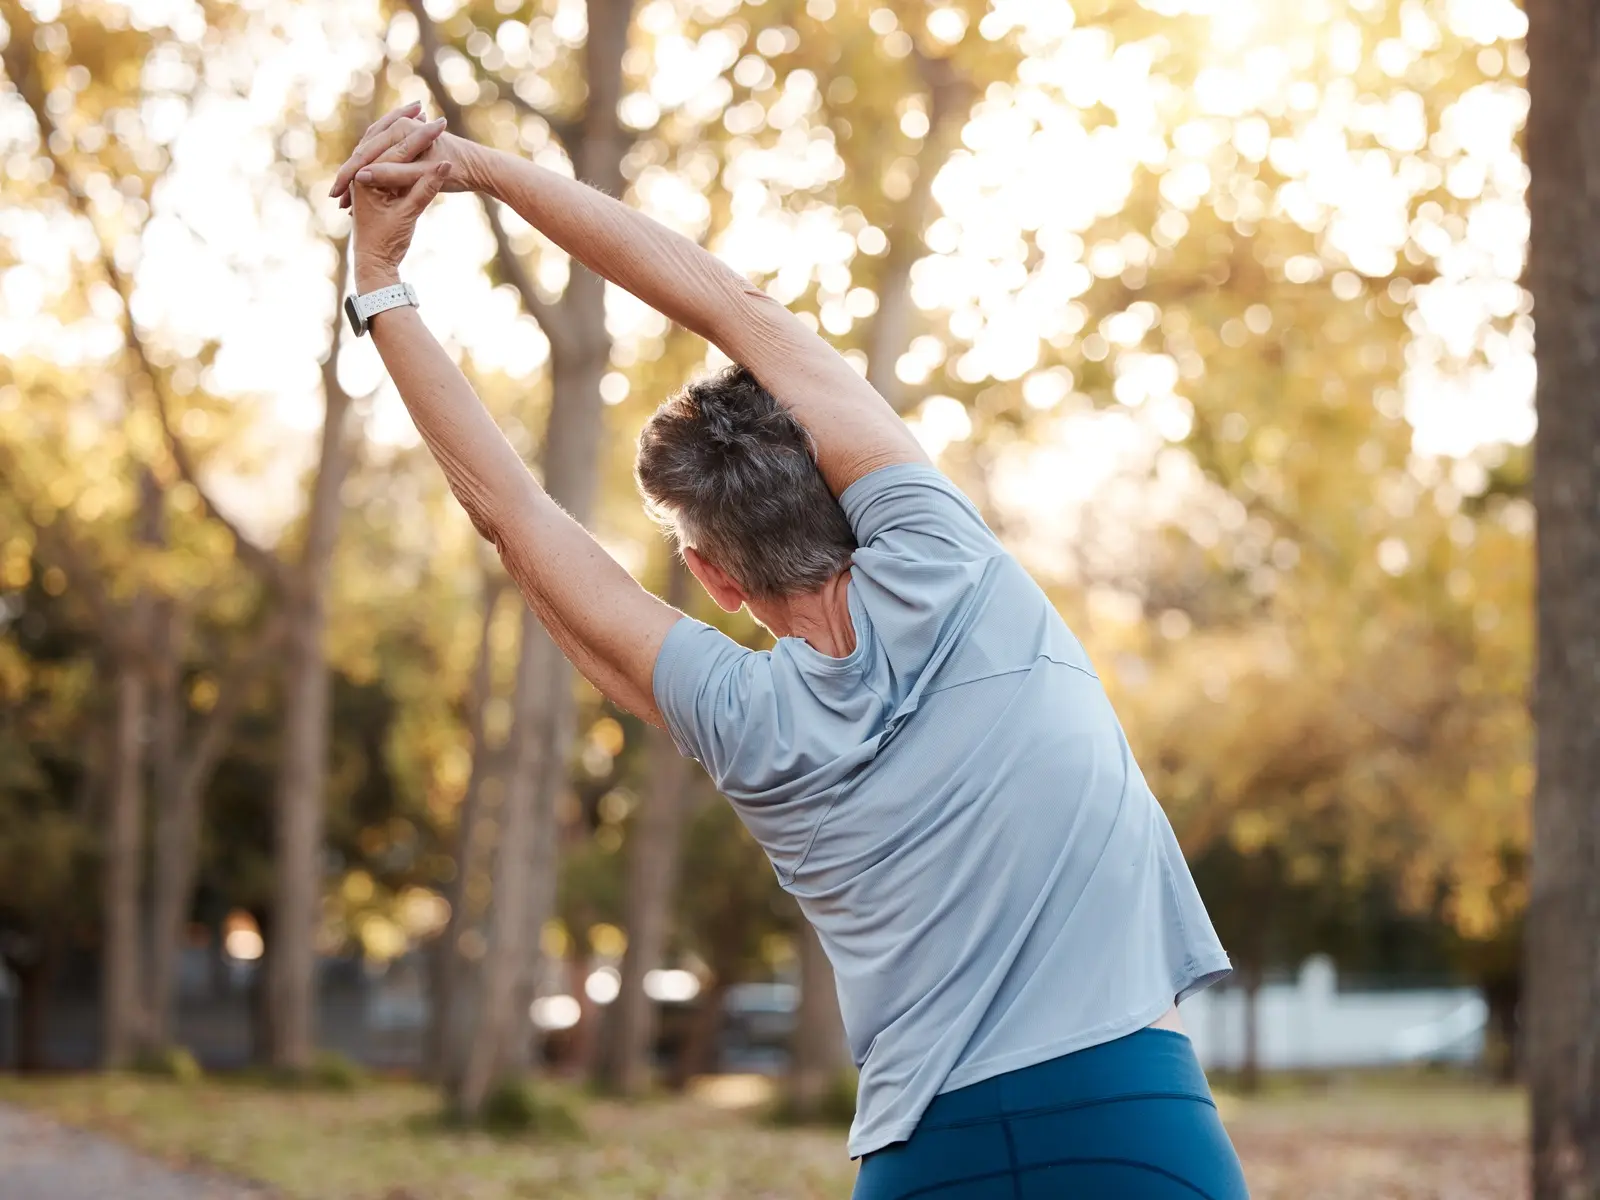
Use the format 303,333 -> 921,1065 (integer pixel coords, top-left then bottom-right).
595,555 -> 695,1096
1523,1 -> 1600,1194
0,4 -> 170,1066
0,0 -> 388,1071
787,918 -> 849,1114
1034,1 -> 1537,1077
0,434 -> 271,1064
671,793 -> 789,1085
144,613 -> 279,1054
258,216 -> 362,1073
0,566 -> 97,1070
0,1 -> 275,1065
423,558 -> 507,1081
397,0 -> 642,1118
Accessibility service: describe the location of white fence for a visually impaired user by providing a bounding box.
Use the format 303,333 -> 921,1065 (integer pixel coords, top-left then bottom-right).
1182,955 -> 1487,1070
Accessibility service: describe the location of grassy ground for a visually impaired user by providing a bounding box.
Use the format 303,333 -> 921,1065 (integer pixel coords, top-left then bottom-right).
0,1070 -> 1526,1200
1218,1073 -> 1526,1200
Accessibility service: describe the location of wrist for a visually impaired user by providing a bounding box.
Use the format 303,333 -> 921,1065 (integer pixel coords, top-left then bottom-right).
462,140 -> 504,201
354,259 -> 401,294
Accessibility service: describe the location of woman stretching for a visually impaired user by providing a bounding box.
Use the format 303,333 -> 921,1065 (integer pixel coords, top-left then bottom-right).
331,104 -> 1249,1199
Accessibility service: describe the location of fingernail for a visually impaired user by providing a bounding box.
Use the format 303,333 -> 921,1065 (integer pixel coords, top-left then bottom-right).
356,169 -> 373,182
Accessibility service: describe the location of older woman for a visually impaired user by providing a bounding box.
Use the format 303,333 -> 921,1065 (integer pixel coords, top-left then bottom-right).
333,107 -> 1247,1199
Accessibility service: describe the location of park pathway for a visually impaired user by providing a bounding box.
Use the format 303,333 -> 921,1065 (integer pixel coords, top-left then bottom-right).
0,1103 -> 275,1200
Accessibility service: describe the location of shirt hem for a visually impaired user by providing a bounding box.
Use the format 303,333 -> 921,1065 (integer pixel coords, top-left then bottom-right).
934,995 -> 1190,1100
844,954 -> 1233,1160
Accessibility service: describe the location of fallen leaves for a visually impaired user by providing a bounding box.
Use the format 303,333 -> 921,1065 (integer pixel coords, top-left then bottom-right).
0,1073 -> 1527,1200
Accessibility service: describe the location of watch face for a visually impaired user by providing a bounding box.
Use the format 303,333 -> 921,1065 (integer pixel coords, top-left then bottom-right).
344,294 -> 367,337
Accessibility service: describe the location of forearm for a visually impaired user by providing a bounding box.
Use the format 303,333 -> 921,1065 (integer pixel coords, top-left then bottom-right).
361,294 -> 674,723
463,144 -> 925,492
468,146 -> 753,352
357,273 -> 535,539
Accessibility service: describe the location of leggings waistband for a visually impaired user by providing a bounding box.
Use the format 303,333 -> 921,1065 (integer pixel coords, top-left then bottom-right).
914,1029 -> 1213,1131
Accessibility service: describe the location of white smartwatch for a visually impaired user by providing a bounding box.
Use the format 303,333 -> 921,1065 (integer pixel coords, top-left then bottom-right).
344,282 -> 419,337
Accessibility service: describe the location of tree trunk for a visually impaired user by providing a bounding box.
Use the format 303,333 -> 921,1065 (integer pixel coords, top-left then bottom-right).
786,920 -> 849,1119
427,571 -> 504,1082
11,951 -> 53,1073
452,626 -> 546,1117
249,927 -> 274,1068
102,658 -> 148,1069
265,584 -> 334,1071
433,905 -> 487,1090
499,323 -> 612,1082
443,339 -> 609,1112
103,467 -> 166,1068
145,621 -> 266,1052
1239,959 -> 1263,1096
670,975 -> 727,1090
413,0 -> 633,1108
497,620 -> 575,1081
576,0 -> 634,203
265,339 -> 353,1070
1484,974 -> 1521,1085
502,0 -> 635,1036
1525,5 -> 1600,1196
594,731 -> 692,1094
595,565 -> 694,1096
864,51 -> 972,410
143,604 -> 184,1050
567,953 -> 604,1079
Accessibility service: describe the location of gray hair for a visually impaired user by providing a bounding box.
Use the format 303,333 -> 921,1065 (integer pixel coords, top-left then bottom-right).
635,365 -> 856,600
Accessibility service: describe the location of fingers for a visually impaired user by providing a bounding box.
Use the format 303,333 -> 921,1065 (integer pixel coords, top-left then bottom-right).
329,112 -> 444,199
377,116 -> 447,166
353,162 -> 436,191
331,103 -> 422,197
361,101 -> 422,145
331,134 -> 388,201
404,161 -> 454,213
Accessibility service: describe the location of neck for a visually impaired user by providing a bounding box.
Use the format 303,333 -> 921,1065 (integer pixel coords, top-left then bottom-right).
758,571 -> 856,658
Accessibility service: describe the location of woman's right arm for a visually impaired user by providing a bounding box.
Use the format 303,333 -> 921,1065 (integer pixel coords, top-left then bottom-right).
354,250 -> 679,727
464,145 -> 929,495
332,115 -> 927,497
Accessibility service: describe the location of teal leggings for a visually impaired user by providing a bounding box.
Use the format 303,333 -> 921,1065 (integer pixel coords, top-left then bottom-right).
853,1030 -> 1249,1199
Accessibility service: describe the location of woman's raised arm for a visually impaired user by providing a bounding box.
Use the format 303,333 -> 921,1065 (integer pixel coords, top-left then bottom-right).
349,163 -> 679,726
333,111 -> 928,497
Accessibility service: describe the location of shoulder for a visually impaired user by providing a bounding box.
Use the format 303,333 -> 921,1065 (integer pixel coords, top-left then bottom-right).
840,463 -> 1002,561
654,618 -> 769,705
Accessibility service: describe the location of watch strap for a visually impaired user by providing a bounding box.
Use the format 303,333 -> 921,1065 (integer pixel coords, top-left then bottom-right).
353,282 -> 418,325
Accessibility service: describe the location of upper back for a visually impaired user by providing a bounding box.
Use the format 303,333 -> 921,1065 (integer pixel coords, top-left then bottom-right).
652,463 -> 1105,879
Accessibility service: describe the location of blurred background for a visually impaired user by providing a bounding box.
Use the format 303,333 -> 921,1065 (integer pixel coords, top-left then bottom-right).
0,0 -> 1544,1196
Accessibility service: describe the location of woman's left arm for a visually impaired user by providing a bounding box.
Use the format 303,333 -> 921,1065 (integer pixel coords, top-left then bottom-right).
351,171 -> 679,726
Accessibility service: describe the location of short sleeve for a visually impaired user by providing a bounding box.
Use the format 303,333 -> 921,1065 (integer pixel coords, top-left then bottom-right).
838,464 -> 1006,687
839,463 -> 1004,563
652,618 -> 770,792
653,616 -> 884,874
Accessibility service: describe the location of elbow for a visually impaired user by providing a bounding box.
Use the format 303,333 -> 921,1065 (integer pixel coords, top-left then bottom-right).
450,474 -> 515,549
679,263 -> 769,351
735,280 -> 786,329
460,499 -> 503,549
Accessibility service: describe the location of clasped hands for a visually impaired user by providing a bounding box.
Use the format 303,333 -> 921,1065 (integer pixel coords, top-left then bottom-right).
329,102 -> 485,291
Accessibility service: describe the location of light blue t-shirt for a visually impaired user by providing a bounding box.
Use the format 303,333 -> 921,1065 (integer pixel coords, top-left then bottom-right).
653,463 -> 1230,1157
